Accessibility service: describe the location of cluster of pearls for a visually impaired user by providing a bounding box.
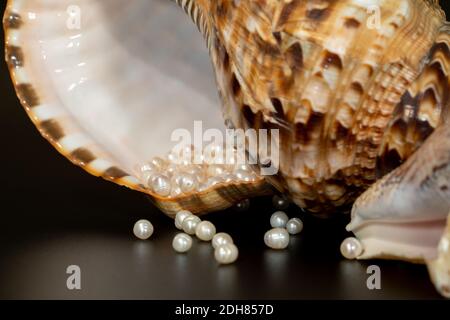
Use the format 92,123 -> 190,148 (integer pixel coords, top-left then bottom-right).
172,210 -> 238,264
340,237 -> 364,260
133,219 -> 154,240
264,211 -> 303,250
139,144 -> 259,198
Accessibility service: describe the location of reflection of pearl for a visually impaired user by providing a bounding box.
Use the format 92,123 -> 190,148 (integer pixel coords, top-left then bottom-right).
270,211 -> 289,228
215,244 -> 239,264
182,215 -> 201,235
150,174 -> 171,196
175,210 -> 192,230
212,233 -> 233,249
272,195 -> 289,210
340,237 -> 363,259
264,228 -> 289,249
286,218 -> 303,235
195,221 -> 216,241
133,219 -> 154,240
172,233 -> 193,253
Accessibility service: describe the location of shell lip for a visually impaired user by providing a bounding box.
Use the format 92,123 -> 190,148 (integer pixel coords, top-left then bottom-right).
3,0 -> 145,193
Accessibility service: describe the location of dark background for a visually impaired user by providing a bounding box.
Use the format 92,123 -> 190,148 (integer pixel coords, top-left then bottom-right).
1,1 -> 449,300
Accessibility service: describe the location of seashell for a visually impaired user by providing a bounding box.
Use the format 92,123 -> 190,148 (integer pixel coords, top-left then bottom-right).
4,0 -> 450,296
2,0 -> 273,217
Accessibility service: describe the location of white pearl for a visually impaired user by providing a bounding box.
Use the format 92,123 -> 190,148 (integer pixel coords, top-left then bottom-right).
272,195 -> 290,210
175,210 -> 192,230
207,164 -> 226,177
235,199 -> 250,211
172,233 -> 193,253
212,232 -> 233,249
170,186 -> 182,198
185,165 -> 204,180
150,174 -> 171,196
207,176 -> 224,187
340,237 -> 363,260
198,183 -> 209,192
264,228 -> 290,249
195,221 -> 216,241
214,244 -> 239,264
133,219 -> 154,240
270,211 -> 289,228
179,173 -> 199,194
182,215 -> 201,235
221,173 -> 235,183
286,218 -> 303,235
166,163 -> 178,177
150,156 -> 167,170
203,143 -> 224,164
234,169 -> 253,182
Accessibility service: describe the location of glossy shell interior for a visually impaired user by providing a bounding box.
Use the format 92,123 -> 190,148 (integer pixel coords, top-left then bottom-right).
3,0 -> 271,216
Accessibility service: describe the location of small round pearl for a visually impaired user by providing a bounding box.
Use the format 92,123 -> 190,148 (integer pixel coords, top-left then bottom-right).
150,174 -> 171,197
207,176 -> 224,187
195,221 -> 216,241
207,164 -> 226,177
133,219 -> 154,240
234,169 -> 253,182
272,195 -> 290,210
150,156 -> 167,170
270,211 -> 289,228
221,173 -> 235,183
286,218 -> 303,235
179,173 -> 198,194
264,228 -> 290,250
175,210 -> 192,230
172,233 -> 193,253
166,163 -> 178,177
340,237 -> 363,260
214,244 -> 239,264
235,199 -> 250,212
212,233 -> 233,249
182,215 -> 201,235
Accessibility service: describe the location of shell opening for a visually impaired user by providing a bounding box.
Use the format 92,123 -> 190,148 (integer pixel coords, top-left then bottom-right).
4,0 -> 270,214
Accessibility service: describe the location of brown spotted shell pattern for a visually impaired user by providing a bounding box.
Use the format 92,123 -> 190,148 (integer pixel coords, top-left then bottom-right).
203,0 -> 450,215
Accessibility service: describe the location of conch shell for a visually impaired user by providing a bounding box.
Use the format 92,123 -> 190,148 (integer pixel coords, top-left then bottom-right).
4,0 -> 450,297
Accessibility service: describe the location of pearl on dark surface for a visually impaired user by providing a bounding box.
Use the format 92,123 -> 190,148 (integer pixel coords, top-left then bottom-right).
195,221 -> 216,241
214,243 -> 239,264
340,237 -> 363,260
182,215 -> 201,235
175,210 -> 192,230
270,211 -> 289,228
212,233 -> 233,249
286,218 -> 303,235
264,228 -> 290,250
172,233 -> 193,253
133,219 -> 154,240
